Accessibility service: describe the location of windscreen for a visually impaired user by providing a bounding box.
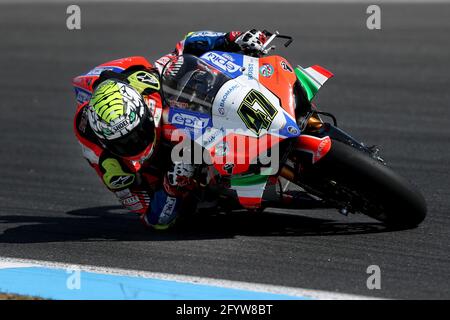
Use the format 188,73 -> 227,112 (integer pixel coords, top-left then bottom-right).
161,54 -> 231,115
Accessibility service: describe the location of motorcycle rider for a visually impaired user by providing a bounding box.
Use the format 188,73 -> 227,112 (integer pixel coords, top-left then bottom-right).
73,29 -> 268,230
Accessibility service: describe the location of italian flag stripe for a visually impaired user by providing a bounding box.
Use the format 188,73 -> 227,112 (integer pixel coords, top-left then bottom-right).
238,197 -> 262,208
294,68 -> 319,101
231,174 -> 268,187
231,174 -> 268,209
295,64 -> 334,101
304,66 -> 330,86
309,65 -> 334,83
232,184 -> 266,198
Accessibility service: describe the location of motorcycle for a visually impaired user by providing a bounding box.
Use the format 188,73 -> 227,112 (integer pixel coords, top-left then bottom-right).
159,31 -> 427,228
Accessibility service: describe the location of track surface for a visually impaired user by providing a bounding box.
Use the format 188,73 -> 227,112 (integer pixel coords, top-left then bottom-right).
0,2 -> 449,299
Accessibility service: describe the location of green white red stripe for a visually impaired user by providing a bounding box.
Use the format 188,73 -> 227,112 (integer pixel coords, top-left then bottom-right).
305,65 -> 333,86
231,174 -> 269,209
294,65 -> 334,101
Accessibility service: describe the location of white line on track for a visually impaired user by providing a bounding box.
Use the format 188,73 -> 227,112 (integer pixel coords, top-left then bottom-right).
0,256 -> 380,300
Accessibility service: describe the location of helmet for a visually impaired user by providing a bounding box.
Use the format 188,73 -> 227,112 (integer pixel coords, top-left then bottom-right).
87,79 -> 156,162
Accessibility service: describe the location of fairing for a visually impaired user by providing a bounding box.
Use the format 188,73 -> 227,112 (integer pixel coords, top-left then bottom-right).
161,53 -> 305,209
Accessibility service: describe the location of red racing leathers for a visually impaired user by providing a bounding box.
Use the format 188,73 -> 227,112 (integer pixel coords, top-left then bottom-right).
73,30 -> 267,229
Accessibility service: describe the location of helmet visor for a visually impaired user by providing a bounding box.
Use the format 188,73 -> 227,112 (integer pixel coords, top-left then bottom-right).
102,114 -> 155,158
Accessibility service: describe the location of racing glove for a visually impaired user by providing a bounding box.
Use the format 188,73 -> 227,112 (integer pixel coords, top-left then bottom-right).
163,162 -> 197,197
234,29 -> 268,56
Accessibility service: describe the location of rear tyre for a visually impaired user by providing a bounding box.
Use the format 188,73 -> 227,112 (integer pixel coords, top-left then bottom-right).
299,140 -> 427,228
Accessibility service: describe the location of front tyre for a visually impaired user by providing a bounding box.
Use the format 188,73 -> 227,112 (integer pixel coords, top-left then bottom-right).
299,140 -> 427,228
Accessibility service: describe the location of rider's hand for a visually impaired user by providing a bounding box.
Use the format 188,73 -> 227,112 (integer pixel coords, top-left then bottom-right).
234,29 -> 267,56
163,162 -> 197,197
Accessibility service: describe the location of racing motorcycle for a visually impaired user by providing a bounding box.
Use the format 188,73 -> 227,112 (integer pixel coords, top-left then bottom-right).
159,31 -> 427,228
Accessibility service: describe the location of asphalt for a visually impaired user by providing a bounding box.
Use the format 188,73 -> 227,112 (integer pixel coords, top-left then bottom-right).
0,2 -> 449,299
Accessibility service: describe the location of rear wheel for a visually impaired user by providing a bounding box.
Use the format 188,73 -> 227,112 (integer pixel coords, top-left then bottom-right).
297,140 -> 427,228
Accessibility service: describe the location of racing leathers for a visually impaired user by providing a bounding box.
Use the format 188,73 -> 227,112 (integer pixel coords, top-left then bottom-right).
73,29 -> 268,230
155,29 -> 268,72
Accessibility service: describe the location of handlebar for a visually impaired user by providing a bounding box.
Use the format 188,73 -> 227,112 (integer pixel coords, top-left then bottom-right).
261,30 -> 293,54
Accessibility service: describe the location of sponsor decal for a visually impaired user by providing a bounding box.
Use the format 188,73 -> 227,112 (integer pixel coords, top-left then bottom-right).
203,52 -> 240,74
190,31 -> 225,38
201,127 -> 225,149
222,53 -> 234,62
110,175 -> 134,189
297,135 -> 331,164
127,71 -> 161,93
316,138 -> 329,159
122,195 -> 140,206
259,64 -> 274,78
247,61 -> 256,80
74,87 -> 91,104
159,196 -> 177,224
136,72 -> 159,85
111,119 -> 129,133
171,111 -> 210,129
168,99 -> 189,109
218,83 -> 239,116
85,66 -> 123,76
287,125 -> 299,135
280,60 -> 293,73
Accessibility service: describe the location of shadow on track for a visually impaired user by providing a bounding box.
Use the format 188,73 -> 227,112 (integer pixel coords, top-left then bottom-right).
0,205 -> 408,244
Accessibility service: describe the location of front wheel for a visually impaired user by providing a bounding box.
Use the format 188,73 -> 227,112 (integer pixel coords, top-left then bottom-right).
297,140 -> 427,228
